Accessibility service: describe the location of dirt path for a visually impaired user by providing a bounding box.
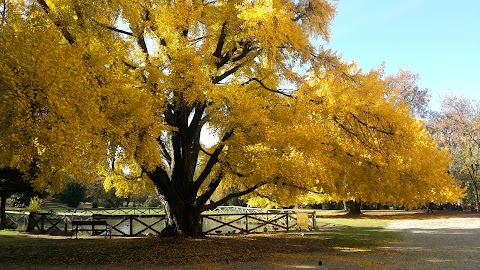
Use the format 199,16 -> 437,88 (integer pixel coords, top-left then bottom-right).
203,217 -> 480,270
380,218 -> 480,269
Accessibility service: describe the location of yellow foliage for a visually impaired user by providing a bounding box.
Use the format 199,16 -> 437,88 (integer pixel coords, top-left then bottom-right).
0,0 -> 462,213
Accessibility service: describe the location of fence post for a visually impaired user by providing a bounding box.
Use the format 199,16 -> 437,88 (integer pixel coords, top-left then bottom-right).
64,216 -> 68,235
129,216 -> 133,236
40,214 -> 45,233
245,215 -> 249,234
313,211 -> 317,230
286,213 -> 289,231
26,212 -> 34,232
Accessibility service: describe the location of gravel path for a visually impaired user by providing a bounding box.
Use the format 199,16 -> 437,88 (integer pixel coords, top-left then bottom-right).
215,217 -> 480,270
381,218 -> 480,269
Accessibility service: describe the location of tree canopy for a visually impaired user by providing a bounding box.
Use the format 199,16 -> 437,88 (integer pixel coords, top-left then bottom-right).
0,0 -> 463,236
429,97 -> 480,210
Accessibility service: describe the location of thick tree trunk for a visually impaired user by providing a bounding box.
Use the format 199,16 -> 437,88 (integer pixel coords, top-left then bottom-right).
0,196 -> 6,230
346,200 -> 362,215
159,195 -> 203,237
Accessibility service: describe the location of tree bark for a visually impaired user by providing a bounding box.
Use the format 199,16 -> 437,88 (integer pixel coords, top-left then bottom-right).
160,195 -> 203,237
473,181 -> 480,212
346,200 -> 362,215
0,196 -> 6,230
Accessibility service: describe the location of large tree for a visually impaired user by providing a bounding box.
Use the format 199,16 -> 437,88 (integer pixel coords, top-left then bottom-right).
1,0 -> 462,237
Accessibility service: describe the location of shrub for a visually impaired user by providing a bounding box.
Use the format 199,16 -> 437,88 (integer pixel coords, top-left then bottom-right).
26,196 -> 43,212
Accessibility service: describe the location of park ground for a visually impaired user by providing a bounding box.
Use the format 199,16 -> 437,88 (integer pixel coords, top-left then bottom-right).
1,210 -> 480,269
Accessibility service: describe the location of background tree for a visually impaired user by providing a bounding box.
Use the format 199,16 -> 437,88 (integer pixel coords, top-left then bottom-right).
386,69 -> 431,118
429,97 -> 480,210
0,0 -> 462,237
0,167 -> 35,229
85,180 -> 124,208
58,182 -> 86,208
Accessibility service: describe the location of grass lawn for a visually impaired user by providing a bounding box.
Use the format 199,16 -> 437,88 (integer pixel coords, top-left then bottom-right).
0,217 -> 399,270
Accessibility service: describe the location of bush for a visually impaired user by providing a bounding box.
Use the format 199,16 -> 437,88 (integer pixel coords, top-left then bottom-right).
26,196 -> 43,212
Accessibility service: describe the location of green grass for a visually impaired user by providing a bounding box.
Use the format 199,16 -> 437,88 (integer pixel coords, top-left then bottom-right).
315,218 -> 398,249
318,226 -> 398,249
319,217 -> 389,228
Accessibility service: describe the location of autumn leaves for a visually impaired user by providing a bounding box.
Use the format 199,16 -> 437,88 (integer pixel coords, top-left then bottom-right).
0,0 -> 464,236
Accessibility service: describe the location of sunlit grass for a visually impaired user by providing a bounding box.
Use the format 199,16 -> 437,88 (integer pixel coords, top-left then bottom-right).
319,218 -> 389,228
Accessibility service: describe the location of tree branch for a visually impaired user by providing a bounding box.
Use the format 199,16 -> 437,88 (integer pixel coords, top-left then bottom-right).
100,24 -> 134,36
349,112 -> 394,136
280,182 -> 324,195
201,181 -> 267,211
157,137 -> 172,165
213,21 -> 227,59
145,166 -> 171,196
244,77 -> 294,98
1,0 -> 6,25
256,193 -> 281,205
333,116 -> 376,151
193,130 -> 233,192
187,104 -> 206,136
200,145 -> 213,156
36,0 -> 75,45
212,64 -> 243,84
194,171 -> 223,207
231,42 -> 252,62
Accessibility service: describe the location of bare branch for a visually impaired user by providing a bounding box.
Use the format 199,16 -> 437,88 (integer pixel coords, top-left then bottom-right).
212,64 -> 243,84
244,77 -> 294,98
101,24 -> 134,36
349,112 -> 394,136
200,145 -> 213,156
122,60 -> 138,70
333,116 -> 375,151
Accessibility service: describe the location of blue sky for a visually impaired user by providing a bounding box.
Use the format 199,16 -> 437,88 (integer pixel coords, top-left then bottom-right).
325,0 -> 480,110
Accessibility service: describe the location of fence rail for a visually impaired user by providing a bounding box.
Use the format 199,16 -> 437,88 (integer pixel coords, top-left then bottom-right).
4,209 -> 316,237
61,207 -> 165,215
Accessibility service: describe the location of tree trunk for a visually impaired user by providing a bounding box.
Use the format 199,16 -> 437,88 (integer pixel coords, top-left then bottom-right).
159,195 -> 203,237
0,196 -> 6,230
346,200 -> 362,215
473,181 -> 480,212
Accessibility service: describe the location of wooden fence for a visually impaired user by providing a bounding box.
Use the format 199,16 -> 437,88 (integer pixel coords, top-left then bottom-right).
4,209 -> 317,237
61,207 -> 164,215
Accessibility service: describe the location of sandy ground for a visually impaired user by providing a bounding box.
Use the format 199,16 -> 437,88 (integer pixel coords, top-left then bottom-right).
380,218 -> 480,270
198,217 -> 480,270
